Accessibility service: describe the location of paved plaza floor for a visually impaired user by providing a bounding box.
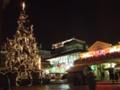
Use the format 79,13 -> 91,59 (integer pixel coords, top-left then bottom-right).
1,81 -> 120,90
10,83 -> 120,90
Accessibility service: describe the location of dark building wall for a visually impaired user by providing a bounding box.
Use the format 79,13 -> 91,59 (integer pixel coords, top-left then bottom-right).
0,1 -> 3,44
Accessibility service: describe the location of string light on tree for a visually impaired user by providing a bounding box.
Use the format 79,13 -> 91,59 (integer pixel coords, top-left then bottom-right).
4,0 -> 41,71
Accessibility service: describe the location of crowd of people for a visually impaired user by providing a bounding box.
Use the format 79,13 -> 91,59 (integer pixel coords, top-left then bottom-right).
1,67 -> 120,90
0,69 -> 17,90
0,69 -> 51,90
108,68 -> 120,83
67,67 -> 96,90
67,67 -> 120,90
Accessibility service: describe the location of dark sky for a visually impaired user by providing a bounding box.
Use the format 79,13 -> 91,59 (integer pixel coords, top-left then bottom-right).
1,0 -> 120,49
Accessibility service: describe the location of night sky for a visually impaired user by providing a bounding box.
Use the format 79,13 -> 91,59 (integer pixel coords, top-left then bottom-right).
1,0 -> 120,49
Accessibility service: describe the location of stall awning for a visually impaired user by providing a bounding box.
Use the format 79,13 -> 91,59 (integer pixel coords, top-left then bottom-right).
115,64 -> 120,68
67,64 -> 89,73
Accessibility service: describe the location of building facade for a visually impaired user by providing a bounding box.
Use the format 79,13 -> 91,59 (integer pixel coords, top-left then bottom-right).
47,38 -> 88,73
75,41 -> 120,80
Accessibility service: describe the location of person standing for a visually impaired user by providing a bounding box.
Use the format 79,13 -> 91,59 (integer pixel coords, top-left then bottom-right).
2,70 -> 10,90
114,70 -> 119,83
0,70 -> 4,90
101,71 -> 105,80
86,67 -> 96,90
108,68 -> 115,83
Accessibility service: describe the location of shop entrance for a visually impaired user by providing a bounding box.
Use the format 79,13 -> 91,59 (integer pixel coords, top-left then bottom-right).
90,62 -> 117,80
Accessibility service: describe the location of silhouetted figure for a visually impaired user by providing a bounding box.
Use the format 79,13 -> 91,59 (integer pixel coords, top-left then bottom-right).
101,71 -> 105,80
67,72 -> 75,88
73,72 -> 80,86
31,70 -> 40,85
2,70 -> 10,90
79,71 -> 86,85
86,67 -> 96,90
114,71 -> 119,83
16,71 -> 32,86
108,68 -> 115,83
6,70 -> 12,90
0,71 -> 4,89
7,70 -> 17,90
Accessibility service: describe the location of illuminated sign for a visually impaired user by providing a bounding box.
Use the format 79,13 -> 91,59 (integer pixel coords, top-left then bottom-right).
80,45 -> 120,59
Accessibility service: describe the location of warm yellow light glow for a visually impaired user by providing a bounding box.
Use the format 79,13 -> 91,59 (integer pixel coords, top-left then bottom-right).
80,52 -> 93,59
22,2 -> 25,11
109,46 -> 120,53
80,45 -> 120,59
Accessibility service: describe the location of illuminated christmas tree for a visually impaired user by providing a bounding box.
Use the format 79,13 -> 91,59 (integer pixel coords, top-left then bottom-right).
4,1 -> 41,71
